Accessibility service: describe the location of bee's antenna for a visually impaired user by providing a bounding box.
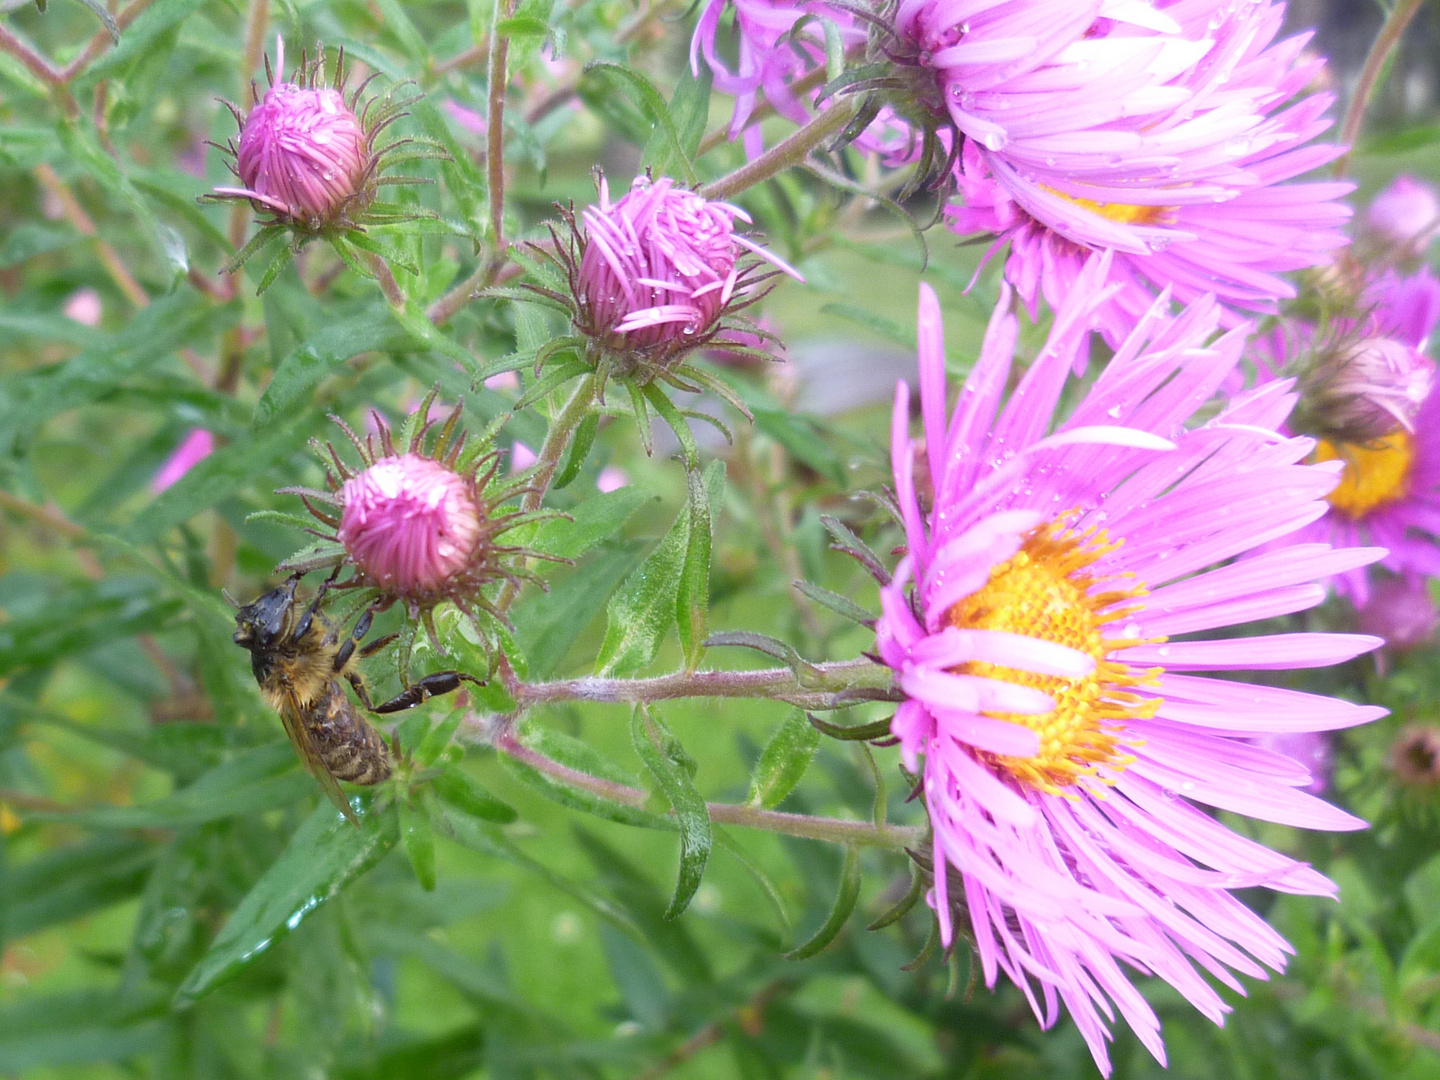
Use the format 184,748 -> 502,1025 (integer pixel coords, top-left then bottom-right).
221,588 -> 241,608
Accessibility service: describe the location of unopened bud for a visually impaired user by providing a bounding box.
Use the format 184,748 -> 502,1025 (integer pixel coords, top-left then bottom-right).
1367,175 -> 1439,254
1392,725 -> 1440,787
1302,336 -> 1434,443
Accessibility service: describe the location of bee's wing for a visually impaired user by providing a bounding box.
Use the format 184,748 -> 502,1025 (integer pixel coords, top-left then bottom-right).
278,701 -> 359,826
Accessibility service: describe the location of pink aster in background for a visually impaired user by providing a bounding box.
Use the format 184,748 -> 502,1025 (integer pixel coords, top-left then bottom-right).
151,429 -> 216,494
876,252 -> 1384,1073
1358,575 -> 1438,671
1264,266 -> 1440,604
946,0 -> 1351,345
689,0 -> 915,162
1365,174 -> 1439,257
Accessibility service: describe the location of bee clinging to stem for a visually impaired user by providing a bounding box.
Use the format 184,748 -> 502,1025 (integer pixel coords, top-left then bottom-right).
230,572 -> 483,823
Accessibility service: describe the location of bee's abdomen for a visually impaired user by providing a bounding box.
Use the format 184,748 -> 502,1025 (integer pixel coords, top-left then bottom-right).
304,684 -> 391,784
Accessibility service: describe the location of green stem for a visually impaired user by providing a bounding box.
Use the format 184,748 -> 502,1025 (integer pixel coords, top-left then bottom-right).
515,658 -> 899,710
1336,0 -> 1426,175
699,99 -> 860,200
493,726 -> 919,849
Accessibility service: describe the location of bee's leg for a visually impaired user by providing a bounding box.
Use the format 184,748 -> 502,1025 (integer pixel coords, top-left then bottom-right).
346,669 -> 378,711
358,632 -> 399,658
291,564 -> 344,645
332,604 -> 376,673
368,671 -> 486,714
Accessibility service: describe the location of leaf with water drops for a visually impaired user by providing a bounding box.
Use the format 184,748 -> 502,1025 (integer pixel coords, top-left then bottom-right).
172,798 -> 396,1006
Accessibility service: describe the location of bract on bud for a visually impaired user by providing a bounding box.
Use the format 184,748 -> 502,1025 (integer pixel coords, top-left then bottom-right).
533,174 -> 799,394
1301,335 -> 1435,444
1367,175 -> 1440,255
277,389 -> 560,650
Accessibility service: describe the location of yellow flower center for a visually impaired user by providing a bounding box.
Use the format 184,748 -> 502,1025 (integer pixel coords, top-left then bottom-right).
946,518 -> 1162,795
1043,187 -> 1177,228
1314,431 -> 1414,519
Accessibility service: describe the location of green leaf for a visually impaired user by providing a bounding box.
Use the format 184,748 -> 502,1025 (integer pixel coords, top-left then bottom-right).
582,62 -> 697,184
793,579 -> 877,626
525,486 -> 652,559
173,799 -> 397,1006
785,845 -> 861,960
514,542 -> 646,678
502,722 -> 672,830
494,14 -> 549,36
752,404 -> 847,486
552,412 -> 599,489
252,308 -> 408,428
595,507 -> 690,677
431,767 -> 518,824
0,991 -> 167,1073
79,0 -> 205,81
371,0 -> 429,60
818,302 -> 917,349
8,837 -> 157,940
642,65 -> 710,180
747,711 -> 822,809
28,742 -> 312,828
631,707 -> 711,919
676,462 -> 721,671
714,829 -> 790,941
0,579 -> 182,677
415,708 -> 466,767
400,800 -> 438,891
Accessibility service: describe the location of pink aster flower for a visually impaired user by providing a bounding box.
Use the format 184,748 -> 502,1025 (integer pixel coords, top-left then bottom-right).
151,429 -> 215,494
1251,731 -> 1330,795
945,0 -> 1352,344
1366,175 -> 1439,255
1265,267 -> 1440,604
542,175 -> 801,381
876,252 -> 1384,1073
338,453 -> 482,592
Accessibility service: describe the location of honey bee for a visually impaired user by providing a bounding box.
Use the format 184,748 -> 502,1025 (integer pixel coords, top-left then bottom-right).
230,575 -> 482,823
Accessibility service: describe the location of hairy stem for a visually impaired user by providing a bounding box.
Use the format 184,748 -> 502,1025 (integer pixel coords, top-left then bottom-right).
493,727 -> 919,848
0,22 -> 75,113
1337,0 -> 1426,174
366,251 -> 406,307
486,0 -> 517,250
516,658 -> 899,710
700,99 -> 859,200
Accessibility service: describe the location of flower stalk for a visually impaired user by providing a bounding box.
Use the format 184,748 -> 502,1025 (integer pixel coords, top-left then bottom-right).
700,100 -> 860,201
1338,0 -> 1426,173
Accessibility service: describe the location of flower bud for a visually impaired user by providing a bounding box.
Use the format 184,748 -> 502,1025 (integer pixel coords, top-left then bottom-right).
1358,575 -> 1438,654
1301,335 -> 1434,443
235,81 -> 370,226
1367,175 -> 1439,254
337,453 -> 482,593
1392,725 -> 1440,787
548,175 -> 799,380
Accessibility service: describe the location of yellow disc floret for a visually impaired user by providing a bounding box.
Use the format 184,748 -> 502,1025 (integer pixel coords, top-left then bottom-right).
1314,431 -> 1414,520
1043,187 -> 1178,228
946,517 -> 1162,795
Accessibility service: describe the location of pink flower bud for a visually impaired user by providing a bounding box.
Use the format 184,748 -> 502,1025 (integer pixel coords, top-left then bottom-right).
235,81 -> 370,225
63,288 -> 103,327
578,176 -> 744,349
1358,575 -> 1438,654
1367,175 -> 1439,252
337,454 -> 482,592
596,466 -> 628,493
1304,335 -> 1434,443
151,429 -> 216,493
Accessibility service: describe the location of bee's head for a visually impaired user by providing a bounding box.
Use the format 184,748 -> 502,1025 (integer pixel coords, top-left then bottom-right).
232,578 -> 299,651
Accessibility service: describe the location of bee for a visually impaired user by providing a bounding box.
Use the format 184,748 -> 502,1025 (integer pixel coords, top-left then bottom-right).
230,575 -> 482,822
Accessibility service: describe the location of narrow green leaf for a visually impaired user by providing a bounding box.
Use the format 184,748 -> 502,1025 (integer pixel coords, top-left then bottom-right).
0,991 -> 166,1073
525,486 -> 651,559
514,542 -> 646,678
252,307 -> 406,427
631,707 -> 711,919
583,62 -> 697,185
173,799 -> 397,1006
552,412 -> 599,489
494,14 -> 548,36
818,302 -> 916,349
642,382 -> 698,470
676,463 -> 720,671
793,579 -> 877,626
501,722 -> 672,830
747,711 -> 822,809
819,514 -> 891,584
28,743 -> 312,828
431,767 -> 519,824
785,845 -> 861,960
8,838 -> 156,940
595,508 -> 689,677
714,829 -> 790,941
415,708 -> 466,767
642,65 -> 710,179
752,405 -> 846,486
78,0 -> 204,81
411,99 -> 487,229
400,800 -> 438,891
